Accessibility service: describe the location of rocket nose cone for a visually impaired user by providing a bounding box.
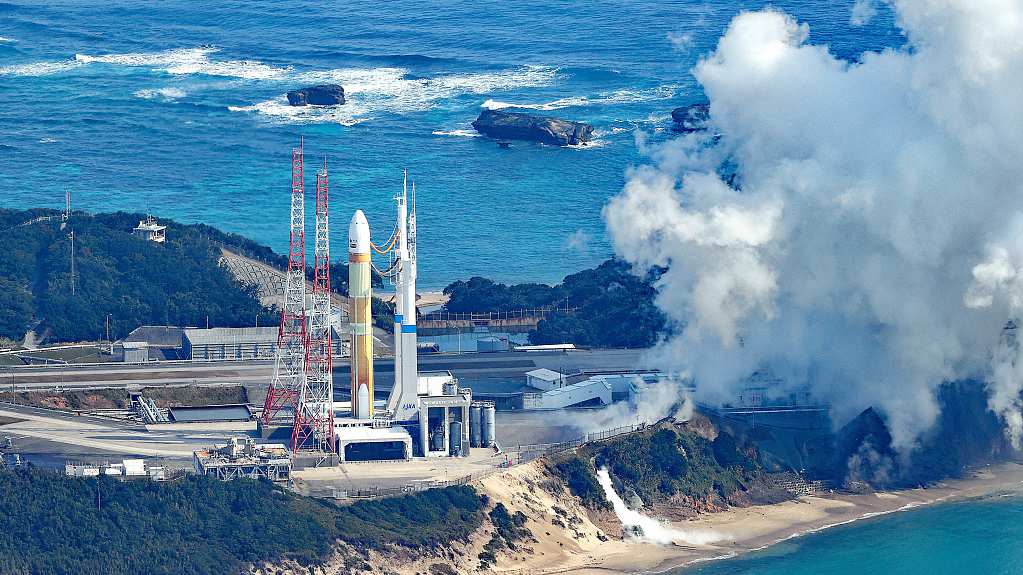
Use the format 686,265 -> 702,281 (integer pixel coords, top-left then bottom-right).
349,210 -> 370,254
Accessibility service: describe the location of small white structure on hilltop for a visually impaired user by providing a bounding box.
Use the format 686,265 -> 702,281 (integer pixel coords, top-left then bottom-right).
133,215 -> 166,243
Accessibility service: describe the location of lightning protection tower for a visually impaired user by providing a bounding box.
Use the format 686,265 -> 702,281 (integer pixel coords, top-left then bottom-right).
262,142 -> 308,427
293,158 -> 336,452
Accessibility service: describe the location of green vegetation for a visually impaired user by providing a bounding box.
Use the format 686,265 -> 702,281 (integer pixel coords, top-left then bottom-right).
0,209 -> 272,343
442,259 -> 668,348
553,456 -> 608,508
332,484 -> 484,549
555,425 -> 766,509
478,503 -> 532,569
0,468 -> 485,575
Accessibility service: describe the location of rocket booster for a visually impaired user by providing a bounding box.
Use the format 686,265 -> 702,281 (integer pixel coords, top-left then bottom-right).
348,210 -> 374,419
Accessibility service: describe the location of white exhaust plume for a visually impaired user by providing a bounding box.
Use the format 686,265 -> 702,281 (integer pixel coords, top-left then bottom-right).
605,1 -> 1023,449
552,377 -> 692,434
597,467 -> 725,546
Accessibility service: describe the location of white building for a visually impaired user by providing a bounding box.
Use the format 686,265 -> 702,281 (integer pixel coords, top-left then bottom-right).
133,215 -> 166,243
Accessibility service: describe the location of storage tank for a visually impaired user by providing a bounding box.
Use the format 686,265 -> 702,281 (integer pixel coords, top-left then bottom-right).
430,424 -> 445,452
443,381 -> 458,396
449,421 -> 462,456
481,404 -> 496,447
470,405 -> 482,447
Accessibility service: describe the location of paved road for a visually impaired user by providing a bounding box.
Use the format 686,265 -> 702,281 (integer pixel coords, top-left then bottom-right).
0,349 -> 646,393
0,403 -> 216,460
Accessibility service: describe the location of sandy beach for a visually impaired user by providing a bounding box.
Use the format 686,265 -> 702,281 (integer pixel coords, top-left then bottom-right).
539,462 -> 1023,575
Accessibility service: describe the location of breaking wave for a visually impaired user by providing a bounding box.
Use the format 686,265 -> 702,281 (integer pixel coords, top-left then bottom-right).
228,97 -> 365,127
431,129 -> 480,137
134,87 -> 187,101
75,47 -> 289,80
0,60 -> 81,76
481,85 -> 677,111
0,37 -> 15,43
231,65 -> 557,124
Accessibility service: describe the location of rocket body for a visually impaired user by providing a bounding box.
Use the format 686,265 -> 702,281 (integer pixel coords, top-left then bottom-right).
348,210 -> 374,419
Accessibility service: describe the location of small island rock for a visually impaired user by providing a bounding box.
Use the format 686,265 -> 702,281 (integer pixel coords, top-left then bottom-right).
471,108 -> 594,146
286,85 -> 346,106
671,103 -> 710,133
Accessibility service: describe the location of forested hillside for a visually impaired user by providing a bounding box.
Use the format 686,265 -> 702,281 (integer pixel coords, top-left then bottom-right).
442,259 -> 669,348
0,209 -> 269,343
0,468 -> 484,575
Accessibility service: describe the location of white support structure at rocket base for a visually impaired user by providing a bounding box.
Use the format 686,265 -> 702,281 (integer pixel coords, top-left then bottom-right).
334,171 -> 476,461
386,172 -> 422,423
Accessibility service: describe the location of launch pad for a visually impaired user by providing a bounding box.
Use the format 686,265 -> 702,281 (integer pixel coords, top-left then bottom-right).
255,145 -> 497,466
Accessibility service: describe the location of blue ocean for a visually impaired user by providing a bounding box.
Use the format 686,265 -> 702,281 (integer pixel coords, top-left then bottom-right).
679,495 -> 1023,575
4,1 -> 1017,572
0,0 -> 901,288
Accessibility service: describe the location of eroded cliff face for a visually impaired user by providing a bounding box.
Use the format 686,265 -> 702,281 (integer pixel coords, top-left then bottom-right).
712,380 -> 1022,490
833,381 -> 1019,488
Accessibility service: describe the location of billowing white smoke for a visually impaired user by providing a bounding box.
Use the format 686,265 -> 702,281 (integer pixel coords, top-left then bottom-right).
553,378 -> 693,434
596,467 -> 725,545
605,1 -> 1023,449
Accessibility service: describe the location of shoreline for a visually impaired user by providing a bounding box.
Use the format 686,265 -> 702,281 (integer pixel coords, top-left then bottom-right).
547,462 -> 1023,575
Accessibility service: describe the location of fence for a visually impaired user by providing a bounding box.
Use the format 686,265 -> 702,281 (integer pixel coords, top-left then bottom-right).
328,421 -> 650,501
420,307 -> 577,322
508,422 -> 649,463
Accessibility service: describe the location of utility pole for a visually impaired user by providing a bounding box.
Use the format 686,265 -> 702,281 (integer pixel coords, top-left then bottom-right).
69,230 -> 76,296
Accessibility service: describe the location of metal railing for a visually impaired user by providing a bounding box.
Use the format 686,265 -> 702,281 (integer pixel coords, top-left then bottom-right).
420,307 -> 577,322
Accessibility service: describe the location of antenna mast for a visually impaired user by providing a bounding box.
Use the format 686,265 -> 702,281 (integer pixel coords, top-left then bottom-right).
262,141 -> 307,426
293,157 -> 336,453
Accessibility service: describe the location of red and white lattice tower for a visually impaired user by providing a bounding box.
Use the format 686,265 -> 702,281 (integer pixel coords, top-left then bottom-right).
292,158 -> 336,452
262,142 -> 307,426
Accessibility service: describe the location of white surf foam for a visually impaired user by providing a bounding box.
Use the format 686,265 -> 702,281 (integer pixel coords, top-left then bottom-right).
596,467 -> 725,546
0,36 -> 15,43
134,87 -> 187,101
482,85 -> 678,111
235,65 -> 557,125
75,47 -> 290,80
229,97 -> 365,127
0,60 -> 82,76
431,129 -> 480,137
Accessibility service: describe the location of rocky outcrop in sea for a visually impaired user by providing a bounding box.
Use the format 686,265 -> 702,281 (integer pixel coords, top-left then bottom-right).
471,108 -> 593,146
286,84 -> 345,106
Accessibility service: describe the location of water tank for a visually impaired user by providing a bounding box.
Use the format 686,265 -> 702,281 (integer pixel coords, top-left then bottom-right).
430,424 -> 445,452
470,405 -> 482,447
449,421 -> 462,456
443,381 -> 458,396
481,404 -> 496,448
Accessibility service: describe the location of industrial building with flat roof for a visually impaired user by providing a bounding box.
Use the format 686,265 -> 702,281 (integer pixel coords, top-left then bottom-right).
182,327 -> 279,360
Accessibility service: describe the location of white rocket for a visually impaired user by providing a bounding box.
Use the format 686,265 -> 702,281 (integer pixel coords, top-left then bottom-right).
386,172 -> 421,421
348,209 -> 374,419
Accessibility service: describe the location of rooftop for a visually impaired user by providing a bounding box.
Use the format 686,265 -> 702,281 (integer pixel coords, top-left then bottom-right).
183,326 -> 278,345
525,368 -> 566,382
168,404 -> 252,423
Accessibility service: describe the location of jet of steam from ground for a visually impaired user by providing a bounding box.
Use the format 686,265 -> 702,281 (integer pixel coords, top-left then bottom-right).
604,0 -> 1023,449
596,467 -> 725,545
